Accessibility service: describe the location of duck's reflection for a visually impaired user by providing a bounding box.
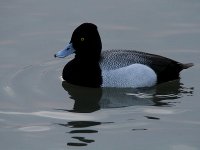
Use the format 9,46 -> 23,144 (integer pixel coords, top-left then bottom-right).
152,80 -> 194,106
58,121 -> 101,147
58,120 -> 113,147
62,81 -> 102,113
60,80 -> 194,147
62,80 -> 194,112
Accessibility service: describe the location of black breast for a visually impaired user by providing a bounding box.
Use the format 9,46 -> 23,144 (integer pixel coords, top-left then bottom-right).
62,59 -> 102,88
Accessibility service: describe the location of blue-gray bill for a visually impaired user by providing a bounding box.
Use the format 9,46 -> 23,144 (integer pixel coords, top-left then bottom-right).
54,43 -> 75,58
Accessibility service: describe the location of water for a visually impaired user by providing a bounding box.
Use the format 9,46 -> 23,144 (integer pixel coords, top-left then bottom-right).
0,0 -> 200,149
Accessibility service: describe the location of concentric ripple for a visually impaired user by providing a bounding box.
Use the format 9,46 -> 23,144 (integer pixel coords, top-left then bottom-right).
1,59 -> 71,111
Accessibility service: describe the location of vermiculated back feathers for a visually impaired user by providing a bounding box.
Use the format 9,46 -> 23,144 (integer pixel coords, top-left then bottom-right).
100,49 -> 193,83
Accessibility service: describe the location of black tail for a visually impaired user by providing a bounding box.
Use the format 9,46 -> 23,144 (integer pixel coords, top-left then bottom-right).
181,63 -> 194,69
157,62 -> 193,84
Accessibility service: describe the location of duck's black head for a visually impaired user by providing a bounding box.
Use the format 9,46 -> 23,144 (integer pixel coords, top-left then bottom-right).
55,23 -> 103,87
55,23 -> 102,62
71,23 -> 102,61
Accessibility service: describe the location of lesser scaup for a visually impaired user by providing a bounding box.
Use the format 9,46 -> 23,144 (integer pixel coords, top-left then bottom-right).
55,23 -> 193,88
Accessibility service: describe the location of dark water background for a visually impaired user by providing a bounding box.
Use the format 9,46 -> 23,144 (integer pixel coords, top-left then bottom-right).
0,0 -> 200,149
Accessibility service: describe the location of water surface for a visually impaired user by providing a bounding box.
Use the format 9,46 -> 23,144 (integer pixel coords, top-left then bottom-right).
0,0 -> 200,149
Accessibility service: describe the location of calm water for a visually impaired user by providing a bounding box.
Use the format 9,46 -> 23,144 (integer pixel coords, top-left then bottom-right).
0,0 -> 200,149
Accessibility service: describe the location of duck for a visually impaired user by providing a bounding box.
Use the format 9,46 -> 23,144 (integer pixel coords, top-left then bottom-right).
55,23 -> 193,88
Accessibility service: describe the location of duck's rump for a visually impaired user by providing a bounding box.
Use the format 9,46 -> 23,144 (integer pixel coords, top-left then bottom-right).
100,50 -> 193,84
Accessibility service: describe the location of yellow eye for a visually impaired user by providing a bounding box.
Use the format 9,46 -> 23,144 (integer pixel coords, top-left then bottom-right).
81,38 -> 85,41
